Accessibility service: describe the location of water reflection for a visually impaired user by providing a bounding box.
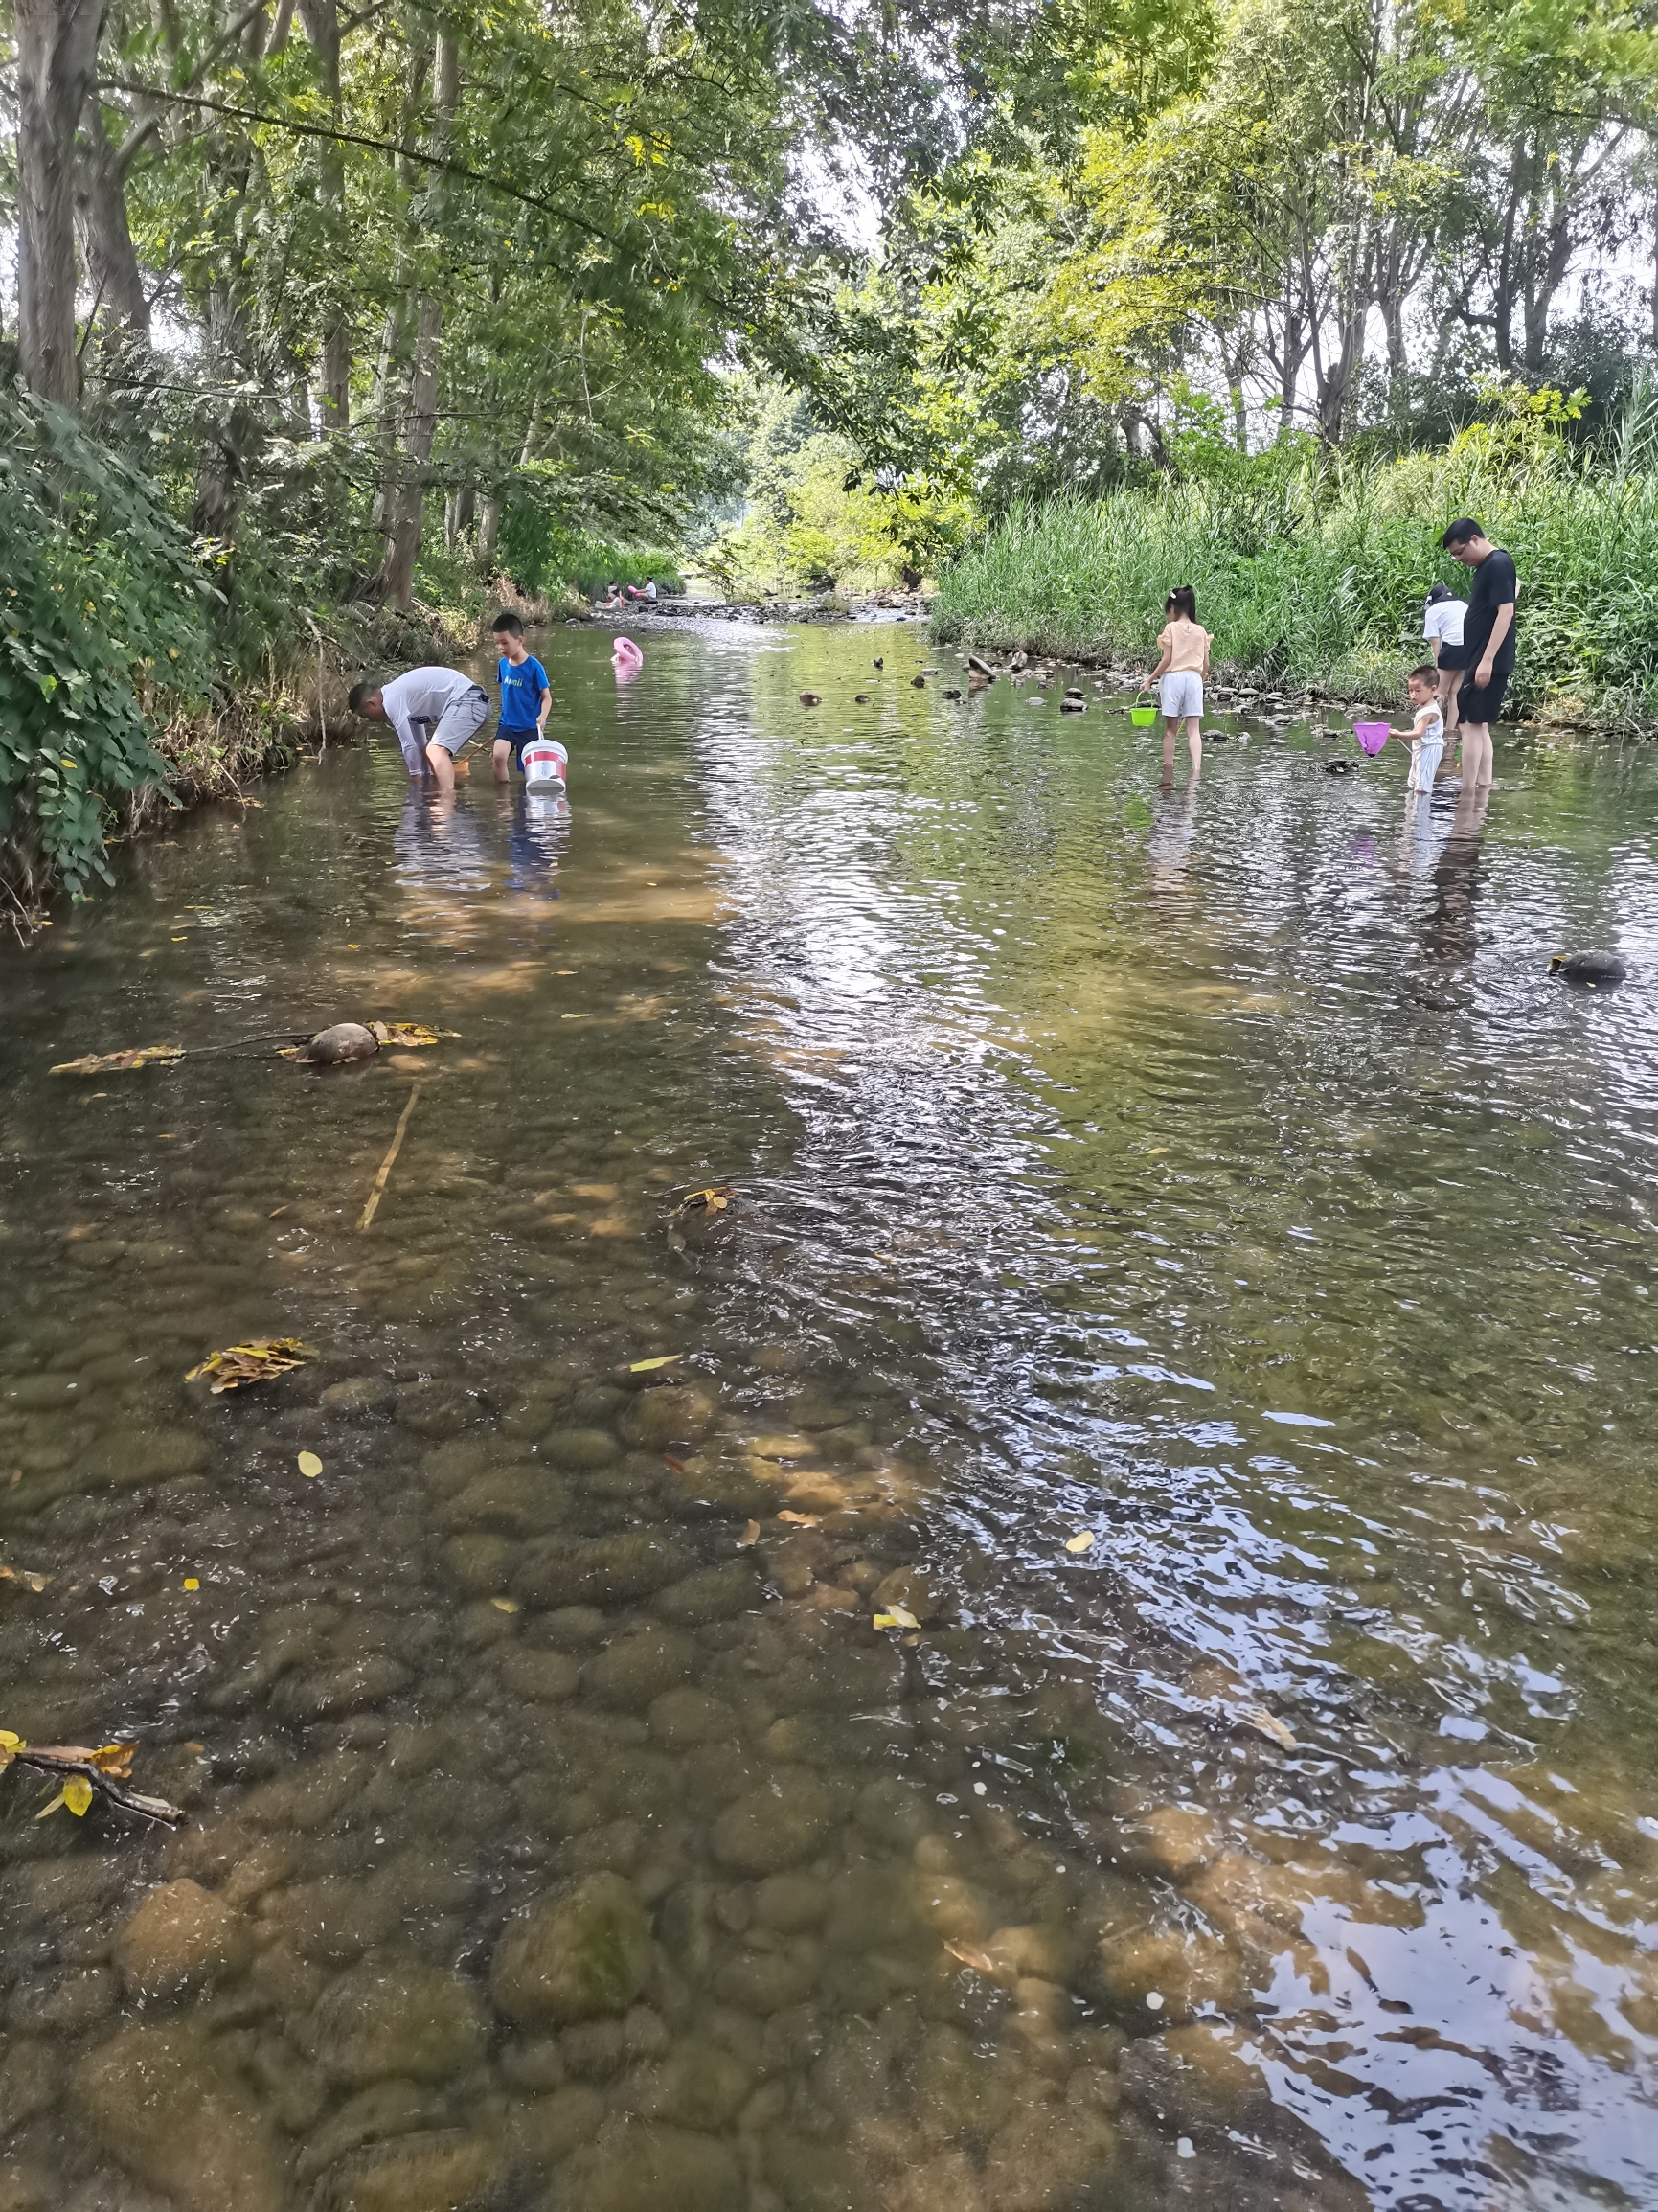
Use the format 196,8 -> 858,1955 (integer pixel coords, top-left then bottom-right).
0,622 -> 1653,2212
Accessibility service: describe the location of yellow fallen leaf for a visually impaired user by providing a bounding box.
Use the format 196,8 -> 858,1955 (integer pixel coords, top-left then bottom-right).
1147,1147 -> 1169,1157
64,1776 -> 93,1816
298,1451 -> 323,1479
738,1520 -> 761,1547
873,1606 -> 919,1630
0,1729 -> 25,1752
629,1355 -> 682,1372
777,1510 -> 821,1527
34,1789 -> 67,1820
1065,1531 -> 1095,1554
182,1577 -> 199,1590
561,1013 -> 590,1019
491,1596 -> 520,1613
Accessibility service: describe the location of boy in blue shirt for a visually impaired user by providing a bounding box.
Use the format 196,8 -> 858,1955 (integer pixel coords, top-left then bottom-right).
490,610 -> 551,782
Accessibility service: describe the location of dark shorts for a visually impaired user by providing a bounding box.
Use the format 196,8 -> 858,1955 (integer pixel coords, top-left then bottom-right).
1436,641 -> 1469,672
496,725 -> 538,768
1457,670 -> 1510,725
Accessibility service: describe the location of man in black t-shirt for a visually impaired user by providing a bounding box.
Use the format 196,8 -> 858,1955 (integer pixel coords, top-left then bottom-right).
1441,517 -> 1517,793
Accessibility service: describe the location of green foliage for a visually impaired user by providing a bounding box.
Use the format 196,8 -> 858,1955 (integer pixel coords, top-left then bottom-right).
694,376 -> 974,597
934,399 -> 1658,726
0,395 -> 215,896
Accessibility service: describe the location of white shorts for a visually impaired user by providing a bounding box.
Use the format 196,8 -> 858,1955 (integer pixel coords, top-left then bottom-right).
1160,671 -> 1203,721
426,686 -> 490,757
1410,736 -> 1443,792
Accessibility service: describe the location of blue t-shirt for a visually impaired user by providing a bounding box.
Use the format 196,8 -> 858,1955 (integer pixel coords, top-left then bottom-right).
497,653 -> 549,732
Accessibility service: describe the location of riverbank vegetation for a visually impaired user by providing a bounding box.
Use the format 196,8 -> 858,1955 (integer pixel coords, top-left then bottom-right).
933,385 -> 1658,718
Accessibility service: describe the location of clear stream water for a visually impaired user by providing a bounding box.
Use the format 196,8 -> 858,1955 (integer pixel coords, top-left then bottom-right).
1,617 -> 1655,2212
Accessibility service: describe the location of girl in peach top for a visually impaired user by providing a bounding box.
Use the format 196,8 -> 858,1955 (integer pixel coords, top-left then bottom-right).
1143,585 -> 1211,782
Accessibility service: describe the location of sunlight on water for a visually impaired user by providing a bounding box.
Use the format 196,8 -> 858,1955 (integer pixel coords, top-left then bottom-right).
0,618 -> 1653,2212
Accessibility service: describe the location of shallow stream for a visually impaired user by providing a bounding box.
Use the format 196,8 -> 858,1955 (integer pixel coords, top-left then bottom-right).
1,618 -> 1655,2212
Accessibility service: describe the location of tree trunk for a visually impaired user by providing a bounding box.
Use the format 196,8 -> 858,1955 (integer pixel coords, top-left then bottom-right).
192,284 -> 261,582
380,293 -> 442,606
477,493 -> 501,575
14,0 -> 106,405
298,0 -> 350,426
75,92 -> 150,359
376,26 -> 458,608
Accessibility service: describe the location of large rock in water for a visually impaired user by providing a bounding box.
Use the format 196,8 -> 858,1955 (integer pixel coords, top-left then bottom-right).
307,1022 -> 379,1064
492,1873 -> 653,2026
75,2024 -> 284,2212
1550,948 -> 1626,985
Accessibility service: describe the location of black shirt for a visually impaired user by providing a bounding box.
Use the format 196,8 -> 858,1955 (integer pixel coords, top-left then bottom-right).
1463,546 -> 1517,673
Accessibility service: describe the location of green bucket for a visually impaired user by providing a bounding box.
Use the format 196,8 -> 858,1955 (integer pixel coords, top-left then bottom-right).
1128,689 -> 1158,727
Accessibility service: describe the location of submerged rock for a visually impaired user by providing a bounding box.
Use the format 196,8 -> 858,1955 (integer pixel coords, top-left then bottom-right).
492,1873 -> 653,2026
76,2024 -> 284,2212
711,1767 -> 833,1873
556,2120 -> 740,2212
305,1956 -> 486,2086
112,1879 -> 251,1998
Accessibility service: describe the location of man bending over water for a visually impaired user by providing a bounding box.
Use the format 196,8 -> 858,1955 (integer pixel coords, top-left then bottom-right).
348,667 -> 490,793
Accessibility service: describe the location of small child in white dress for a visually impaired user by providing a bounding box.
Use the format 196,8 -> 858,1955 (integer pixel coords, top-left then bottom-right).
1392,664 -> 1444,794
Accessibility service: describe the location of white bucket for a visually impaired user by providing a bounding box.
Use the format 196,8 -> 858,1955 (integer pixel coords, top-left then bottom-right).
521,737 -> 568,790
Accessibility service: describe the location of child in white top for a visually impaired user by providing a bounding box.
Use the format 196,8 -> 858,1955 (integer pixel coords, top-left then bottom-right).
1423,581 -> 1467,764
1392,664 -> 1444,794
1142,585 -> 1211,780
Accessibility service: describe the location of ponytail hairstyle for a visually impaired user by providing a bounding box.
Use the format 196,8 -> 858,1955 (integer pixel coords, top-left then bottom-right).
1165,585 -> 1198,622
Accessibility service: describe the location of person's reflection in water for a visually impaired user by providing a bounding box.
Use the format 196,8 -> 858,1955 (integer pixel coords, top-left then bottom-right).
503,784 -> 571,896
1425,778 -> 1490,962
394,784 -> 494,946
1146,762 -> 1201,903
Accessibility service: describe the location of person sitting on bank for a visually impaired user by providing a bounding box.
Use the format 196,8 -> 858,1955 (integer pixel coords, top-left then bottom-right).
1440,519 -> 1517,794
644,577 -> 659,602
348,666 -> 490,794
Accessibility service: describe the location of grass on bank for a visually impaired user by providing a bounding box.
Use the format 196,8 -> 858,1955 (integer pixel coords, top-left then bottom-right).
932,403 -> 1658,727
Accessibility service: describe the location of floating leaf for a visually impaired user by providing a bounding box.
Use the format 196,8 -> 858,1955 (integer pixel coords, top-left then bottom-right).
50,1043 -> 185,1077
630,1355 -> 683,1372
1065,1531 -> 1095,1555
873,1606 -> 919,1630
87,1744 -> 134,1777
1238,1705 -> 1298,1751
34,1789 -> 67,1820
298,1451 -> 323,1479
778,1510 -> 821,1527
182,1577 -> 199,1590
367,1021 -> 457,1049
63,1776 -> 94,1817
186,1338 -> 316,1392
491,1596 -> 521,1613
0,1565 -> 49,1591
738,1521 -> 761,1547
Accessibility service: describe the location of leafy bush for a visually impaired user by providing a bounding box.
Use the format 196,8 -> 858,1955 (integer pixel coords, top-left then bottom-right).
933,395 -> 1658,725
0,394 -> 215,896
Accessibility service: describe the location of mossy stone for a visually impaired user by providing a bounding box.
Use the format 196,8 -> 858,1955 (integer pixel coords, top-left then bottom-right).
492,1874 -> 653,2027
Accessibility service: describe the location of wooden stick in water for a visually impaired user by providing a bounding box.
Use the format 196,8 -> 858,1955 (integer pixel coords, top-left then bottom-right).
359,1083 -> 422,1229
